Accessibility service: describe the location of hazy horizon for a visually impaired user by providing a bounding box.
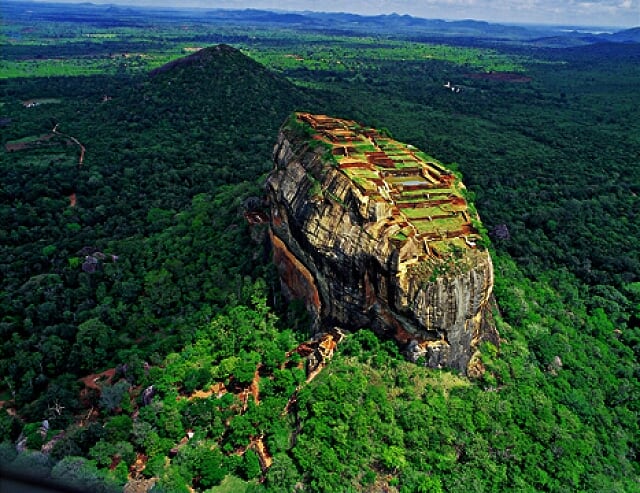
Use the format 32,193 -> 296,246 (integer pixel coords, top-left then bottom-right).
17,0 -> 640,28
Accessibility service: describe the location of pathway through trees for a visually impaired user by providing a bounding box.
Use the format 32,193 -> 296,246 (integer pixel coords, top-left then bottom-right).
52,123 -> 85,207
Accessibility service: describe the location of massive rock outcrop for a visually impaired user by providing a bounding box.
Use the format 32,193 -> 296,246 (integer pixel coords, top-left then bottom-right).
266,113 -> 499,374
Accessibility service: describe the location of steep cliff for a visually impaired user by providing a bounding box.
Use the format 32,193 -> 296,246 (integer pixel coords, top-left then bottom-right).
266,113 -> 499,374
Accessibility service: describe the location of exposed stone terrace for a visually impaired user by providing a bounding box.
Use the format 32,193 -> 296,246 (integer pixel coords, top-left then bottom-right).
296,112 -> 481,252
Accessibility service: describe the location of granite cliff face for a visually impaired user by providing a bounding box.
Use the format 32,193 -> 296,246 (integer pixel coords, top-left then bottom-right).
266,113 -> 499,374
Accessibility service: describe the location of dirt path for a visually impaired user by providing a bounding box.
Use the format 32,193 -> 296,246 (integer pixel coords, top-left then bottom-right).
79,367 -> 116,391
178,331 -> 342,478
249,369 -> 260,404
52,123 -> 85,168
253,435 -> 273,470
52,123 -> 85,207
188,382 -> 226,401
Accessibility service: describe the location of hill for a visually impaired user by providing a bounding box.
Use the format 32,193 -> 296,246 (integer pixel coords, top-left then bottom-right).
602,26 -> 640,43
0,42 -> 313,435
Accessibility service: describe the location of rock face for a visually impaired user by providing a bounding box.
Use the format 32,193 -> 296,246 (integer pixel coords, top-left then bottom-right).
266,113 -> 499,374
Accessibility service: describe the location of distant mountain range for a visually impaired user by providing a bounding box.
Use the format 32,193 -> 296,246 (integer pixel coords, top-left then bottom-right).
180,8 -> 640,44
602,26 -> 640,42
5,0 -> 640,45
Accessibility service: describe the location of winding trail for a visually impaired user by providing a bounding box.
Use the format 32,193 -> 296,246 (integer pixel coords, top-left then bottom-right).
180,331 -> 342,476
75,332 -> 341,480
52,123 -> 85,167
52,123 -> 85,207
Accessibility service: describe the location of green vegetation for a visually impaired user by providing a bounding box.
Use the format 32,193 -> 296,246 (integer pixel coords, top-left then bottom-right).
288,265 -> 640,491
0,24 -> 527,79
1,1 -> 533,80
293,112 -> 475,243
1,3 -> 639,492
245,38 -> 528,76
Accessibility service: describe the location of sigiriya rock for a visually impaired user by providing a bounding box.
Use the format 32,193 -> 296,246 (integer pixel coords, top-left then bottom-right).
266,113 -> 499,374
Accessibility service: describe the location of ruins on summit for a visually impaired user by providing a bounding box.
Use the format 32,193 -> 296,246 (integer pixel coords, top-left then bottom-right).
297,112 -> 480,251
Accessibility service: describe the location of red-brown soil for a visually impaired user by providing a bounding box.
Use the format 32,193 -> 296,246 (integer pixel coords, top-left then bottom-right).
249,370 -> 260,405
460,224 -> 474,235
79,367 -> 116,391
188,382 -> 227,401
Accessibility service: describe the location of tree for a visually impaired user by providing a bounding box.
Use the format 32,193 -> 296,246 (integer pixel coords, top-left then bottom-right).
199,448 -> 228,488
381,445 -> 408,473
89,439 -> 134,467
234,351 -> 260,387
105,415 -> 133,442
240,449 -> 262,480
266,453 -> 298,492
72,318 -> 116,371
51,456 -> 121,493
99,380 -> 131,414
0,411 -> 21,441
150,467 -> 190,493
0,441 -> 17,465
11,451 -> 52,479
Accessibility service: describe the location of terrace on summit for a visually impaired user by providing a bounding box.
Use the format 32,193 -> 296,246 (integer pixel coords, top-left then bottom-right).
296,112 -> 481,256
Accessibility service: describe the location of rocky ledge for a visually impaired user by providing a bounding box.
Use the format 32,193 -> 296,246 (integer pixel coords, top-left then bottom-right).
266,113 -> 499,374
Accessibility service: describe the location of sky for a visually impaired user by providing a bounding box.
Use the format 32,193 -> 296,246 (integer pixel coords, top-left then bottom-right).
31,0 -> 640,28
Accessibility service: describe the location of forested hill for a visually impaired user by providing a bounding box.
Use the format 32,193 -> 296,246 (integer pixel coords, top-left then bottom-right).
149,43 -> 251,76
0,44 -> 315,418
